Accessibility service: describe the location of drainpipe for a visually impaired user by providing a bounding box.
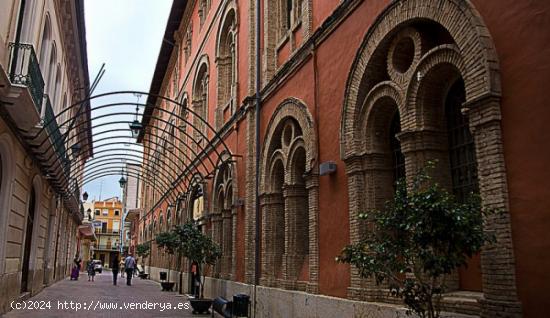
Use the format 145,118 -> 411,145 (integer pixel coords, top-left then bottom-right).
10,0 -> 26,78
253,0 -> 261,316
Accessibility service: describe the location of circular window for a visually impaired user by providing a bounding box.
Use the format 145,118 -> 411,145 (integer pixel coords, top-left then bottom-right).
391,37 -> 415,74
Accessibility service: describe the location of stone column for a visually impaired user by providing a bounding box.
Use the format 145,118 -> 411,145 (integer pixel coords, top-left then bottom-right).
259,193 -> 283,287
397,129 -> 451,189
466,96 -> 522,318
398,128 -> 459,291
344,155 -> 367,300
305,173 -> 319,294
282,184 -> 308,290
221,208 -> 232,279
211,212 -> 223,277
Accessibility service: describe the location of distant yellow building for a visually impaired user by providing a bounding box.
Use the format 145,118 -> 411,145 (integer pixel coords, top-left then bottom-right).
92,197 -> 122,268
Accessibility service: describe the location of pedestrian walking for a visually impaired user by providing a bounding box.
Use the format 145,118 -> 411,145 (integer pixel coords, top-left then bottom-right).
120,257 -> 125,278
70,255 -> 81,280
86,260 -> 95,282
111,255 -> 120,285
124,254 -> 136,286
134,258 -> 139,277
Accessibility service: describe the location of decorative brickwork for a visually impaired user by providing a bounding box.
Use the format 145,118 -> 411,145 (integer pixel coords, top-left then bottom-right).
211,154 -> 237,279
262,0 -> 312,83
258,98 -> 318,292
215,1 -> 238,130
341,0 -> 521,316
192,56 -> 210,152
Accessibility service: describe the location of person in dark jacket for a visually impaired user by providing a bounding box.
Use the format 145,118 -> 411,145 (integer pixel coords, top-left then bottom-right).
87,260 -> 95,282
111,255 -> 120,286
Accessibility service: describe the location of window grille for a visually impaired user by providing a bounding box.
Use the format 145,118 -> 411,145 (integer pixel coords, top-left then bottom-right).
390,112 -> 405,183
446,80 -> 479,202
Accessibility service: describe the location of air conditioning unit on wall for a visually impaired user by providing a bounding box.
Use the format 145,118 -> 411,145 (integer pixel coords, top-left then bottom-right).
319,161 -> 337,176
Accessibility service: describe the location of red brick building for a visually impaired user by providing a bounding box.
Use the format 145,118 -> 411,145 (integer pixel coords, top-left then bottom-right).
137,0 -> 550,317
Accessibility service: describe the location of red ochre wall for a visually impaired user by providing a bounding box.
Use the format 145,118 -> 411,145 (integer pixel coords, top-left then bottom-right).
471,1 -> 550,317
259,0 -> 392,298
145,0 -> 550,314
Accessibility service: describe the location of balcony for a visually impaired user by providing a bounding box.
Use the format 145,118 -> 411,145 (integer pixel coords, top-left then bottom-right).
8,42 -> 45,111
44,95 -> 70,175
94,230 -> 121,236
2,42 -> 45,129
94,244 -> 120,251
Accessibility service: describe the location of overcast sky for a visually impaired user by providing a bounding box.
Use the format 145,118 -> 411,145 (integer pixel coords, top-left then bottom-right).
82,0 -> 172,202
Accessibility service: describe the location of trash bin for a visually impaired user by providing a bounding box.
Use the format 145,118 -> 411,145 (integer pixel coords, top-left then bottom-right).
232,294 -> 250,317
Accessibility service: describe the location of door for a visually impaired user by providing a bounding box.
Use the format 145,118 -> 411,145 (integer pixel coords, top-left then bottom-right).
21,187 -> 36,293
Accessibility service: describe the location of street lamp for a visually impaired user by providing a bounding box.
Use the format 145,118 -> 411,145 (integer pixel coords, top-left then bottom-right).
129,120 -> 143,138
82,191 -> 89,201
119,174 -> 127,189
71,143 -> 81,157
129,95 -> 143,138
119,169 -> 127,255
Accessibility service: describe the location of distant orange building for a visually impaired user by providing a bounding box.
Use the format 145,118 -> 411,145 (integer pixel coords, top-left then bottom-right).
92,197 -> 123,268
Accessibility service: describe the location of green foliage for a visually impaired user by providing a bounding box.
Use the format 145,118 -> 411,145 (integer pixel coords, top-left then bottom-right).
155,231 -> 180,284
155,231 -> 179,255
337,162 -> 495,318
136,242 -> 150,259
173,222 -> 221,298
174,222 -> 221,267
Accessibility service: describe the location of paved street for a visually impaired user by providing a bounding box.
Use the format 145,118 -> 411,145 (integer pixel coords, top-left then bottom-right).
2,271 -> 193,318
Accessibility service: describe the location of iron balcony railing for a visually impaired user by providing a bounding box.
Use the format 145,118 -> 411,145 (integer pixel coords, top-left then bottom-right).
44,96 -> 70,176
7,42 -> 45,112
94,229 -> 121,235
94,244 -> 119,250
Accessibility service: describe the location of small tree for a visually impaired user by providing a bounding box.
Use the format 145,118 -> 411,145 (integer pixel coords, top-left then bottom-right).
175,222 -> 221,299
136,242 -> 150,268
155,231 -> 179,283
337,163 -> 495,318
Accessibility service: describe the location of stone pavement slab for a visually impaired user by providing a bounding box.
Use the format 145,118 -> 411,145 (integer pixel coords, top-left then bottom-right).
2,271 -> 195,318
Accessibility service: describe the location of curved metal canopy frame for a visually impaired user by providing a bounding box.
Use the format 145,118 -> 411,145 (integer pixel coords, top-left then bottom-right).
23,91 -> 235,217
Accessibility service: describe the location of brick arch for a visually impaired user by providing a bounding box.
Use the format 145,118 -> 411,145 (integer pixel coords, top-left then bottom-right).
404,45 -> 466,129
259,98 -> 315,193
354,81 -> 402,156
341,0 -> 500,160
259,98 -> 319,293
215,0 -> 239,58
211,152 -> 238,279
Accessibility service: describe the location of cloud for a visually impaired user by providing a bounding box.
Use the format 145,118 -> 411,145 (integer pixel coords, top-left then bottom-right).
82,0 -> 172,202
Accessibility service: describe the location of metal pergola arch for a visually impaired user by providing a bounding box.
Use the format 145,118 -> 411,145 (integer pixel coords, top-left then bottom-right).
22,91 -> 235,219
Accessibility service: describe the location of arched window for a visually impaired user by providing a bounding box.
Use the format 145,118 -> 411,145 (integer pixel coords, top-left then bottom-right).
193,60 -> 209,151
261,116 -> 310,287
178,96 -> 189,167
446,79 -> 478,202
166,209 -> 171,229
216,6 -> 237,128
46,45 -> 57,99
198,0 -> 211,28
52,65 -> 62,111
159,211 -> 164,232
390,112 -> 405,184
38,16 -> 51,73
183,23 -> 192,62
60,93 -> 67,125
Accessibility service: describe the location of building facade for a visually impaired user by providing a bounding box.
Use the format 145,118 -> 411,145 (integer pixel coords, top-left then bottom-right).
92,198 -> 123,268
138,0 -> 550,317
0,0 -> 92,313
